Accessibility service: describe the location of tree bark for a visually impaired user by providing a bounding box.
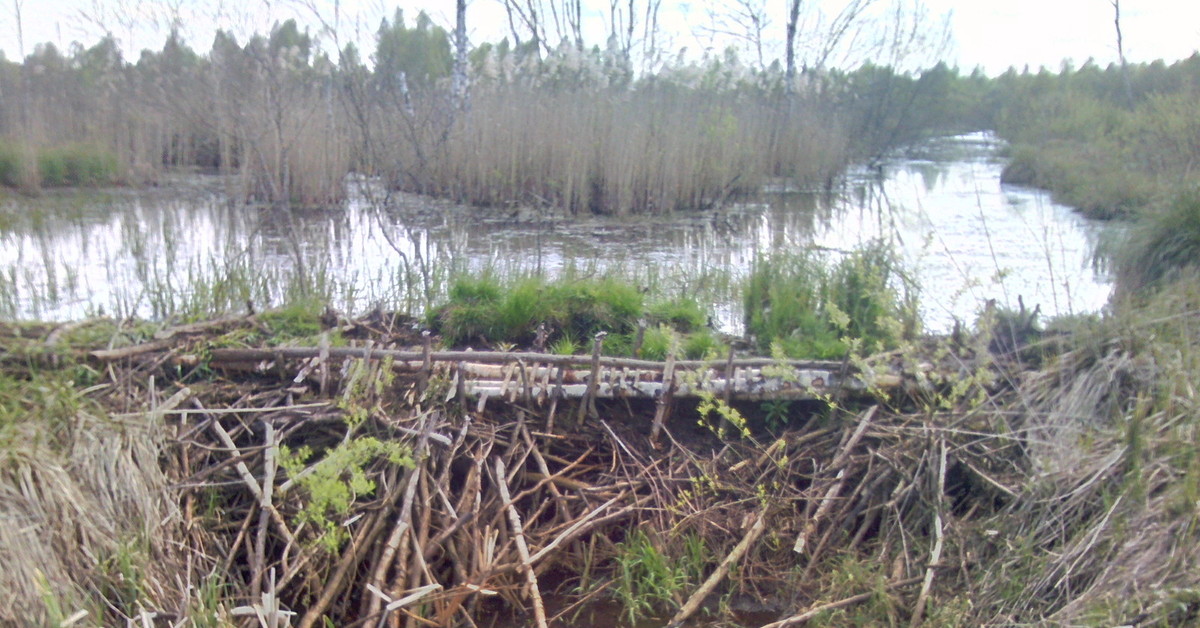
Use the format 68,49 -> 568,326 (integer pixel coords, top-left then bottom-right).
454,0 -> 468,108
785,0 -> 802,93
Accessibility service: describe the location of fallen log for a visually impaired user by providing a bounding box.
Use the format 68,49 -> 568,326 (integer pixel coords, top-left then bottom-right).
204,346 -> 846,372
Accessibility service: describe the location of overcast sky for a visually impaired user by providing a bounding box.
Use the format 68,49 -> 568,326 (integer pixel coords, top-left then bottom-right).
3,0 -> 1198,75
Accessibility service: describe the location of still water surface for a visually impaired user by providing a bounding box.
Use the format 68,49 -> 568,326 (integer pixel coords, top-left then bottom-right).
0,132 -> 1109,331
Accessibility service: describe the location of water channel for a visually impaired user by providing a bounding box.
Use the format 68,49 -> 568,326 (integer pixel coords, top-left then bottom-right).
0,132 -> 1111,331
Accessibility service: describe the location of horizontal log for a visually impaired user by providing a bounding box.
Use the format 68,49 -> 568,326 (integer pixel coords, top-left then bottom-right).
205,346 -> 846,372
463,372 -> 898,402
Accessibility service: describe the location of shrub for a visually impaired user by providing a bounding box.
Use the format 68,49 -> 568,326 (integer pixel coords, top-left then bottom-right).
35,144 -> 121,187
0,142 -> 22,187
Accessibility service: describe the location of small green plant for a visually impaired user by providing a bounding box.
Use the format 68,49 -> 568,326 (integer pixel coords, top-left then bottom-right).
430,273 -> 715,356
550,333 -> 580,355
647,297 -> 708,332
279,437 -> 412,552
697,390 -> 750,439
761,399 -> 792,431
611,529 -> 692,624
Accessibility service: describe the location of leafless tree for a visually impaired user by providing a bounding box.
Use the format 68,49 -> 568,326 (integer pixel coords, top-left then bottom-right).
700,0 -> 771,69
454,0 -> 468,106
786,0 -> 802,89
1111,0 -> 1134,107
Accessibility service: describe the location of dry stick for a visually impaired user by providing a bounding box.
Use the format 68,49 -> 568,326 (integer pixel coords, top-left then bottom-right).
545,365 -> 566,433
518,358 -> 532,406
370,420 -> 435,621
417,331 -> 432,397
807,461 -> 874,570
318,331 -> 331,395
209,416 -> 295,546
650,348 -> 677,444
455,362 -> 467,414
759,576 -> 926,628
723,343 -> 736,406
527,493 -> 625,564
669,508 -> 768,628
296,510 -> 384,628
250,422 -> 278,599
519,424 -> 575,524
494,457 -> 549,628
402,474 -> 437,628
577,332 -> 606,423
909,438 -> 947,628
794,405 -> 878,556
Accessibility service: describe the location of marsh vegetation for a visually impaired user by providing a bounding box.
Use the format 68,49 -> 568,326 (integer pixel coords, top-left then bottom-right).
3,2 -> 1200,627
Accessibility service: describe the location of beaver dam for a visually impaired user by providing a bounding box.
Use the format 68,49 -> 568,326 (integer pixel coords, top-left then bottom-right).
2,304 -> 1198,627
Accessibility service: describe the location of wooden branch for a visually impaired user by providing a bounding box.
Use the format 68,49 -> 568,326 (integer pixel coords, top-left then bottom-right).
669,508 -> 768,627
494,457 -> 549,628
650,348 -> 677,444
909,438 -> 947,628
209,415 -> 295,546
207,346 -> 846,371
250,422 -> 277,599
795,406 -> 877,557
577,332 -> 606,423
758,576 -> 925,628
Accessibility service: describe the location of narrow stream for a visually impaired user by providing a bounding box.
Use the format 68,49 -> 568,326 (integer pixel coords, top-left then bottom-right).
0,132 -> 1110,330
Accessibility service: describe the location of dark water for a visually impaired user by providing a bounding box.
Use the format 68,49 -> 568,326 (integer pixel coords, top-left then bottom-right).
0,132 -> 1109,328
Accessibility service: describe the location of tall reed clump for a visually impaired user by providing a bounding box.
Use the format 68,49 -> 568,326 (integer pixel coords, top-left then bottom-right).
428,273 -> 717,357
744,241 -> 919,358
0,345 -> 184,624
384,84 -> 847,215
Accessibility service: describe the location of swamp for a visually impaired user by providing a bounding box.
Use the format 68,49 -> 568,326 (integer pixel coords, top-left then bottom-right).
4,2 -> 1200,627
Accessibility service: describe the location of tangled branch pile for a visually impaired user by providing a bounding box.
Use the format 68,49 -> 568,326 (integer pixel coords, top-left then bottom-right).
2,302 -> 1199,626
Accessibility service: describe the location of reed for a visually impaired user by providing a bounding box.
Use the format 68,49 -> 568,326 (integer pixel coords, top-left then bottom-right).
381,84 -> 848,215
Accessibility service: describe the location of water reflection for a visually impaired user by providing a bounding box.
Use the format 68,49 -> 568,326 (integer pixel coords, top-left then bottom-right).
0,132 -> 1110,332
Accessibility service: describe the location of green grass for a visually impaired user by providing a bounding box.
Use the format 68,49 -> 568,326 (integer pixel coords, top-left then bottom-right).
429,273 -> 719,356
611,529 -> 699,624
0,141 -> 121,190
744,241 -> 919,359
1109,190 -> 1200,295
37,144 -> 121,187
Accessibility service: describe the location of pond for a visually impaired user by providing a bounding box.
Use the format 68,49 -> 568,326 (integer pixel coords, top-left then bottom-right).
0,132 -> 1110,332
